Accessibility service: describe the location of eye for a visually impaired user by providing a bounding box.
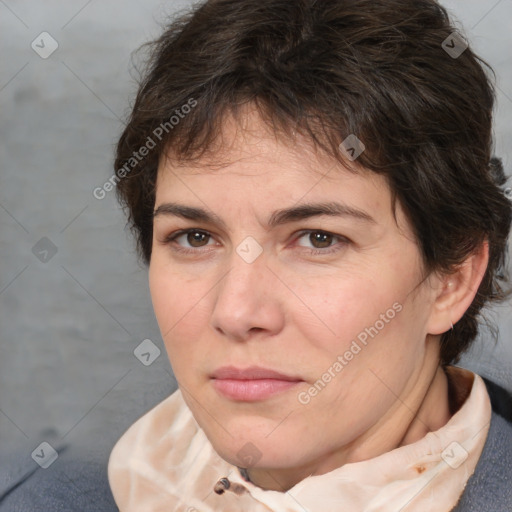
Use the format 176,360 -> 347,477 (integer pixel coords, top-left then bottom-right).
162,229 -> 215,255
294,230 -> 349,255
161,228 -> 349,257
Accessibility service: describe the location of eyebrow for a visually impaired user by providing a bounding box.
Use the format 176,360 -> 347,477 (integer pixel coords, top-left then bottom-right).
153,201 -> 376,229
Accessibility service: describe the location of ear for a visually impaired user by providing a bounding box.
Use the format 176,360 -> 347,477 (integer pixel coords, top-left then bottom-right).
427,240 -> 489,335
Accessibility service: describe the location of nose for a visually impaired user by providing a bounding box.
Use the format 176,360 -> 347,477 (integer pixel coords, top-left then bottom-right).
209,245 -> 285,342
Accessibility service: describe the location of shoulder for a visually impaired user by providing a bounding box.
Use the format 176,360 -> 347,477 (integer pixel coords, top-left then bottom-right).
453,378 -> 512,511
0,443 -> 118,511
482,377 -> 512,422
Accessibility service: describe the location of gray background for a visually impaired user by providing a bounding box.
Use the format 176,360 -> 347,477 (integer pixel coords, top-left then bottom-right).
1,0 -> 511,475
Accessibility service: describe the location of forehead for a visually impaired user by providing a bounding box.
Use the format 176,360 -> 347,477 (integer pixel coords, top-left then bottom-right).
152,107 -> 417,243
155,105 -> 385,198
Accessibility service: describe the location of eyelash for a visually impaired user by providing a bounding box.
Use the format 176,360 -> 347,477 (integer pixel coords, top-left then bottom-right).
161,229 -> 349,257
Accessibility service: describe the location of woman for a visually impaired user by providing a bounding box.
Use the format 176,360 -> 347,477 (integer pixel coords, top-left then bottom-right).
107,0 -> 512,510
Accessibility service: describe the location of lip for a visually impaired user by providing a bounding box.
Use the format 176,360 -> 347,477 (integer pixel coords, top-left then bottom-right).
211,365 -> 302,381
210,365 -> 303,401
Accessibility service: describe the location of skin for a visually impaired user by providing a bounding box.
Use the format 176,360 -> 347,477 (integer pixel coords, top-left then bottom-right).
149,104 -> 488,492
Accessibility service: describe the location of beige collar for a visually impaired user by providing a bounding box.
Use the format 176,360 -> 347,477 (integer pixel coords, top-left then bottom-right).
108,367 -> 491,512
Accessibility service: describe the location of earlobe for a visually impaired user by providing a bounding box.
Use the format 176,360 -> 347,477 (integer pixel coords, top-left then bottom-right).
427,240 -> 489,336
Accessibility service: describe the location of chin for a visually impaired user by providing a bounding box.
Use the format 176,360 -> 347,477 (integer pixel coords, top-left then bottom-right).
207,431 -> 302,470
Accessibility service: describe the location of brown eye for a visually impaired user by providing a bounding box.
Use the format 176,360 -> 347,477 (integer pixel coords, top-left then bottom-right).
309,231 -> 333,249
294,230 -> 349,256
186,230 -> 210,247
162,229 -> 215,255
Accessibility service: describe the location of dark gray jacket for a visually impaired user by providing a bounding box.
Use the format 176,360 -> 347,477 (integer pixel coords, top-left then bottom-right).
452,378 -> 512,511
1,378 -> 511,511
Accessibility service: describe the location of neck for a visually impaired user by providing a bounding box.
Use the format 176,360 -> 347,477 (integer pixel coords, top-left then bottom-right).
246,355 -> 452,491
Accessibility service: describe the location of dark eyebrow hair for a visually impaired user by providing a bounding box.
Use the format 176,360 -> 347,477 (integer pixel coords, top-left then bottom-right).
153,201 -> 376,228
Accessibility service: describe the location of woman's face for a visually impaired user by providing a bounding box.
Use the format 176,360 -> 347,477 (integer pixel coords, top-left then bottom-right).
149,108 -> 443,485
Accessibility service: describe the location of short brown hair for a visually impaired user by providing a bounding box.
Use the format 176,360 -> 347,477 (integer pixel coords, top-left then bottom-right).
114,0 -> 511,365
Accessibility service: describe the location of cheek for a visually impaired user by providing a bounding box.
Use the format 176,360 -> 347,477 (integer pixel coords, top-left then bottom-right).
148,263 -> 206,352
293,270 -> 393,353
294,265 -> 422,390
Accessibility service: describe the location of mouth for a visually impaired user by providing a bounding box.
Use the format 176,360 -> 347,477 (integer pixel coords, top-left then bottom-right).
210,366 -> 303,402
